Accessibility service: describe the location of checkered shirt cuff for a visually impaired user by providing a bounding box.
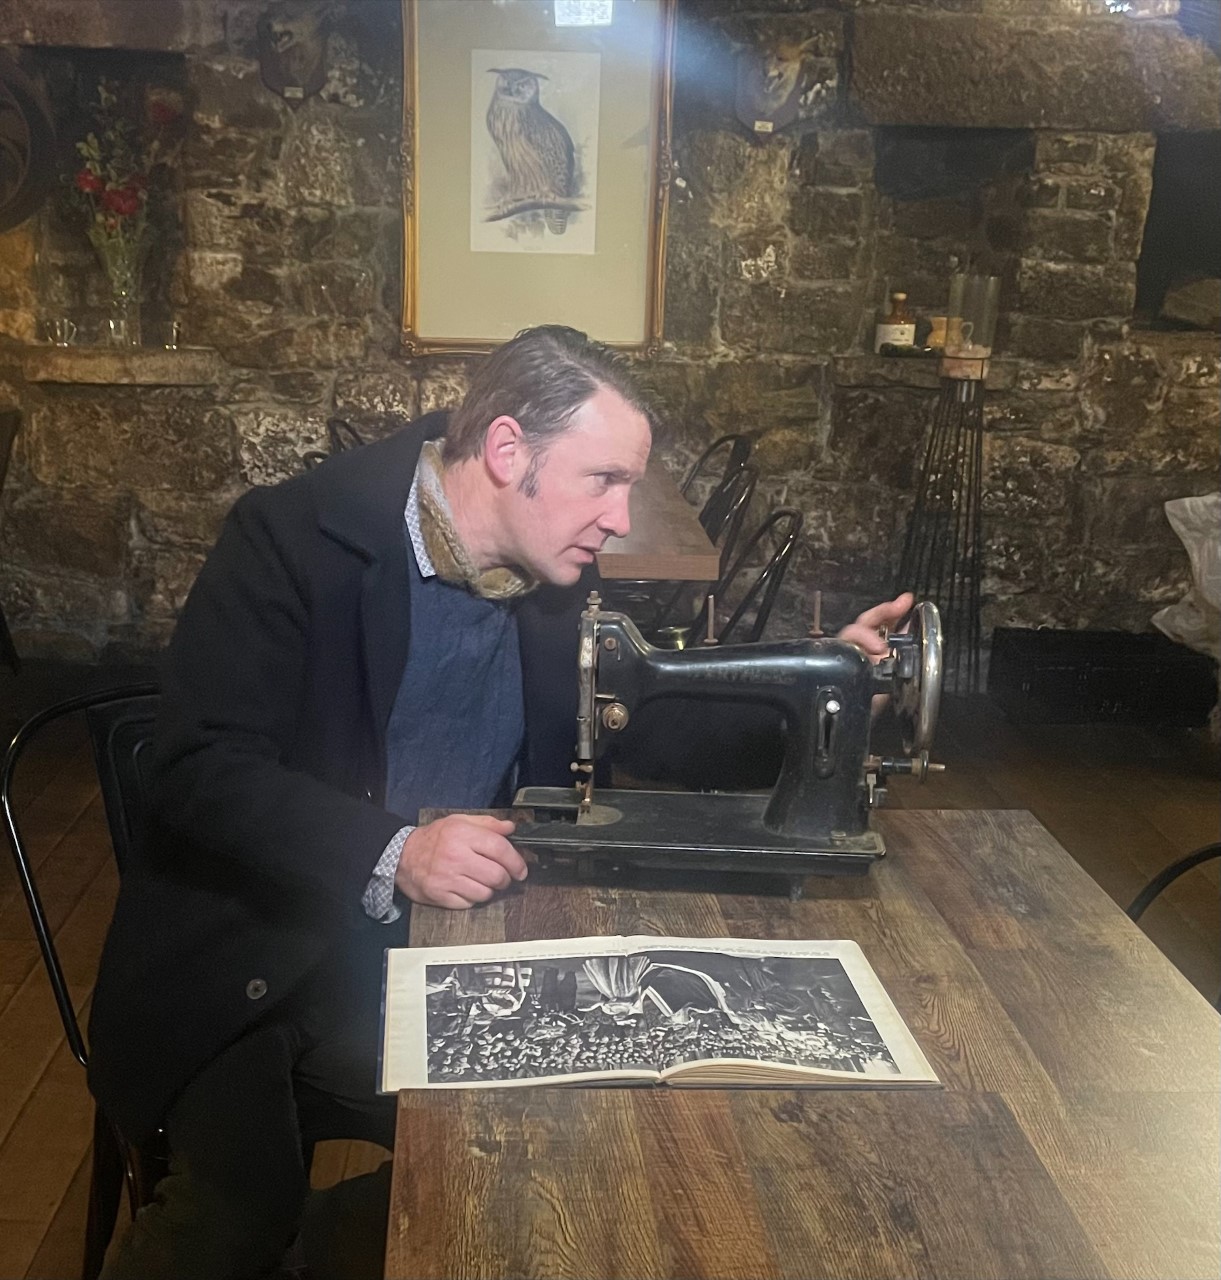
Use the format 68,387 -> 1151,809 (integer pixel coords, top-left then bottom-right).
362,826 -> 413,923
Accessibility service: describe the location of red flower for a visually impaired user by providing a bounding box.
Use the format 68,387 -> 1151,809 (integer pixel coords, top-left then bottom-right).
148,98 -> 181,127
75,169 -> 104,194
102,186 -> 142,217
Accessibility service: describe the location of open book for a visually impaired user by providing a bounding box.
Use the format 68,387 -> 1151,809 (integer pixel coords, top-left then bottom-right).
380,935 -> 939,1091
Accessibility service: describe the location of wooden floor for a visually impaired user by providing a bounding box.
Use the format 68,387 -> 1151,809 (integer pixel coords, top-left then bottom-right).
0,659 -> 1217,1279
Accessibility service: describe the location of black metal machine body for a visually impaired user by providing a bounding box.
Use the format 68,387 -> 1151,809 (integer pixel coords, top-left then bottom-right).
510,593 -> 943,884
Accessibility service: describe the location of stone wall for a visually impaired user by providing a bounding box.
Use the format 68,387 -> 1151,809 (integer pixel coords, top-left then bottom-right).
0,0 -> 1217,660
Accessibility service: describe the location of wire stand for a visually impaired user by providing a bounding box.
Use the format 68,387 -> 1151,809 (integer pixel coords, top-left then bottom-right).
897,367 -> 986,694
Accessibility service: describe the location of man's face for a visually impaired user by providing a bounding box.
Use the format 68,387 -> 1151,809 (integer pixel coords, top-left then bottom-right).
503,386 -> 651,586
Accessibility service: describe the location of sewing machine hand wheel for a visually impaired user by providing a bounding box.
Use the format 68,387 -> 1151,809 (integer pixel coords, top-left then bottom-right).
892,601 -> 942,756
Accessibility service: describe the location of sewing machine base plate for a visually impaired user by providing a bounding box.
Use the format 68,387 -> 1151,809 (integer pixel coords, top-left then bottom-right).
508,787 -> 882,880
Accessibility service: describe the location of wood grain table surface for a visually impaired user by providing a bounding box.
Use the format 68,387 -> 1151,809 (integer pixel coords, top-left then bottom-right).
596,457 -> 720,583
388,809 -> 1220,1280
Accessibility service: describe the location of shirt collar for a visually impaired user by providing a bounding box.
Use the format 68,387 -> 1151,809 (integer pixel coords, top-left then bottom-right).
403,454 -> 436,578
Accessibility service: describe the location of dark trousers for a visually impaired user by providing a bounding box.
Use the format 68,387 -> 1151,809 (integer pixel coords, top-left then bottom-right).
101,930 -> 398,1280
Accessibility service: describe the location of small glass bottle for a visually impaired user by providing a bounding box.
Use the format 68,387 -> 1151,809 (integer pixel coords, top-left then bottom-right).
874,291 -> 916,353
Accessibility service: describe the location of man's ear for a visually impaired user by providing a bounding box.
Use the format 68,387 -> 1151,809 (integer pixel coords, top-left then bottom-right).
483,415 -> 525,487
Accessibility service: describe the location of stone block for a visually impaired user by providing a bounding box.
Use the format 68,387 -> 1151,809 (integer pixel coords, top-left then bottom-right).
706,360 -> 828,440
732,234 -> 787,284
1081,339 -> 1168,431
1,490 -> 132,578
134,492 -> 236,549
1085,472 -> 1219,546
334,367 -> 419,421
850,12 -> 1221,130
981,520 -> 1088,602
827,388 -> 932,488
1158,340 -> 1219,389
0,0 -> 224,50
1005,315 -> 1087,362
0,566 -> 129,638
664,221 -> 724,349
678,129 -> 795,233
789,188 -> 868,241
719,281 -> 863,355
1035,134 -> 1100,170
130,546 -> 209,619
307,210 -> 387,261
269,371 -> 334,405
347,118 -> 402,208
234,409 -> 329,487
293,261 -> 378,318
418,359 -> 475,415
280,112 -> 359,210
225,319 -> 372,370
1063,178 -> 1121,212
1014,259 -> 1135,320
982,435 -> 1081,519
1018,209 -> 1114,264
752,427 -> 813,474
780,477 -> 906,598
631,362 -> 715,441
983,392 -> 1089,447
788,235 -> 862,282
29,399 -> 235,492
832,355 -> 943,392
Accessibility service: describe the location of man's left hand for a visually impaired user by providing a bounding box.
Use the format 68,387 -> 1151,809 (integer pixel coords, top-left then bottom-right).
837,592 -> 914,663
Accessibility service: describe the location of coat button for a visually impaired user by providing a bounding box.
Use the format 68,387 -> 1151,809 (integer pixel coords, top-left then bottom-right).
245,978 -> 268,1001
364,788 -> 374,801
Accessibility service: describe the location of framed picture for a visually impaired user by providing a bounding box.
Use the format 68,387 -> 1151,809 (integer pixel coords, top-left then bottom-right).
401,0 -> 677,354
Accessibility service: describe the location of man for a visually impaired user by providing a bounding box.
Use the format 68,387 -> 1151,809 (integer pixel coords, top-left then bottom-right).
89,326 -> 909,1279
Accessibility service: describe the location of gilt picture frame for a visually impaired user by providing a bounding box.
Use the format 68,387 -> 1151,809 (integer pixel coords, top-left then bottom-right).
401,0 -> 676,354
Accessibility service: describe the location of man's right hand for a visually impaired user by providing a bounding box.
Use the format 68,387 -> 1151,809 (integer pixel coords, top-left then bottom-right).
395,815 -> 527,909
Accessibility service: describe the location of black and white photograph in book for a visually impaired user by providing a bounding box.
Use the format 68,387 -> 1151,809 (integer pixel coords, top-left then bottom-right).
423,950 -> 902,1084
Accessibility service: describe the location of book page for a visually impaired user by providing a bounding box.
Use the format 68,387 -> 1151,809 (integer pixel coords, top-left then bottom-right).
381,935 -> 937,1091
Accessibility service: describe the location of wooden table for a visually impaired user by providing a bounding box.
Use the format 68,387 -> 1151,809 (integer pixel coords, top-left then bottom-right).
388,810 -> 1220,1280
596,457 -> 720,582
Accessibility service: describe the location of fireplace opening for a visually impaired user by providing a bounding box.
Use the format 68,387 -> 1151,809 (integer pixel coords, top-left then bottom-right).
1134,131 -> 1221,332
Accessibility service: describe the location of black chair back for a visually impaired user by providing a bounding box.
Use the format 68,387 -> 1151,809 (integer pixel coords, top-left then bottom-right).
2,685 -> 160,1280
710,507 -> 804,644
2,686 -> 159,1066
680,433 -> 751,500
326,416 -> 368,453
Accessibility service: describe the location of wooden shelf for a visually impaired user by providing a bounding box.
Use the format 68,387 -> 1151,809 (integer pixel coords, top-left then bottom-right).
20,345 -> 222,387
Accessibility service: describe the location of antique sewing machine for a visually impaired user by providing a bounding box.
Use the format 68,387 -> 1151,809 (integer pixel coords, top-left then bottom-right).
508,592 -> 944,884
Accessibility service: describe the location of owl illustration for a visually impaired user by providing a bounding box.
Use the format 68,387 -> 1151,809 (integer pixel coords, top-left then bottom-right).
486,68 -> 576,235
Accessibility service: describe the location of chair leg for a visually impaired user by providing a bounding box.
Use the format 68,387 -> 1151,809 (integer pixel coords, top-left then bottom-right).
83,1109 -> 126,1280
1127,842 -> 1221,921
0,601 -> 19,675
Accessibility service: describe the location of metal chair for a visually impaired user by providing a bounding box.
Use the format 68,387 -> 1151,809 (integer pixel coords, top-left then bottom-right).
0,409 -> 21,673
2,685 -> 161,1280
1128,842 -> 1221,921
656,507 -> 804,648
1127,842 -> 1220,1009
680,433 -> 752,506
326,417 -> 368,453
4,686 -> 395,1275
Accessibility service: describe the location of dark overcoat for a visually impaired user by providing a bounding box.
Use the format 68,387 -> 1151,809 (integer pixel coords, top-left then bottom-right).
87,415 -> 586,1143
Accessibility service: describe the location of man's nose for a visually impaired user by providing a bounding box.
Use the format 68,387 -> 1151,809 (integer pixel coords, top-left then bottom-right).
599,489 -> 632,539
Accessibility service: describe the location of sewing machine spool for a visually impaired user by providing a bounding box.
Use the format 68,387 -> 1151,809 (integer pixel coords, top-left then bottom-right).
508,596 -> 945,886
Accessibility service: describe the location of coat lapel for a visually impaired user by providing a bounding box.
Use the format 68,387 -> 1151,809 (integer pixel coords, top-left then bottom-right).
314,414 -> 449,758
361,543 -> 411,743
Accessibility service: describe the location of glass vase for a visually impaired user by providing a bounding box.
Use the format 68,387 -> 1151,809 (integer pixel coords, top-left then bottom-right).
89,225 -> 145,347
